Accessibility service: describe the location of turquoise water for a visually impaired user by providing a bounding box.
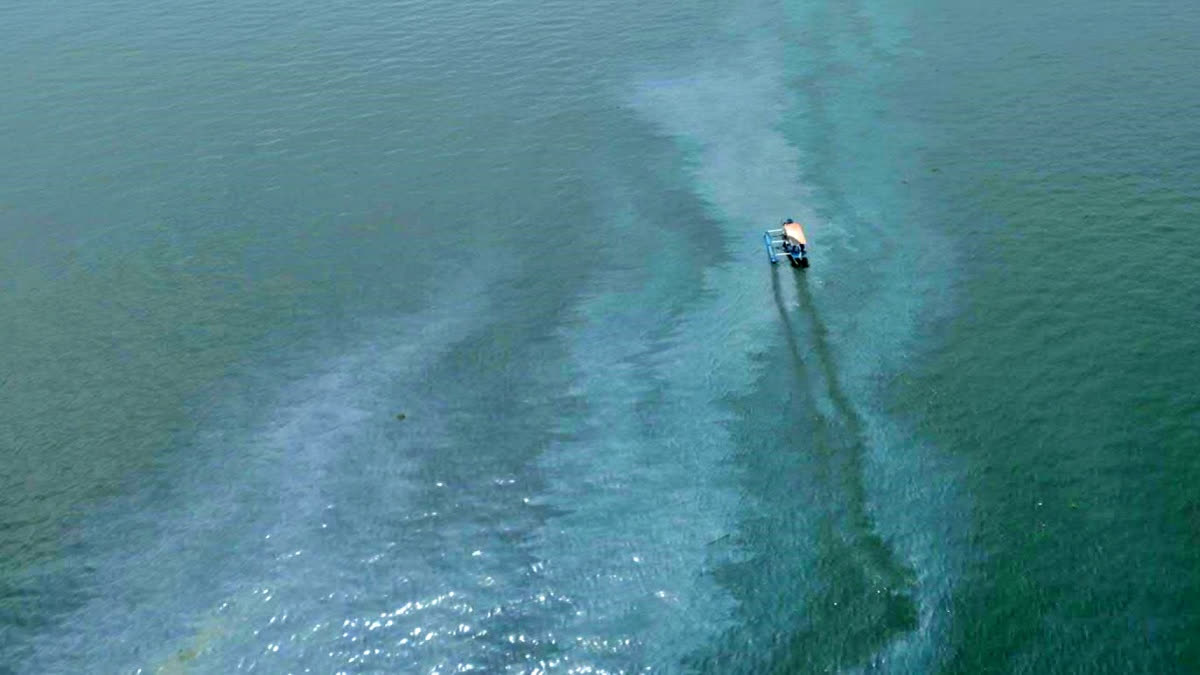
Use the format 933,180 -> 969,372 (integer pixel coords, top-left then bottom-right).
2,0 -> 1198,671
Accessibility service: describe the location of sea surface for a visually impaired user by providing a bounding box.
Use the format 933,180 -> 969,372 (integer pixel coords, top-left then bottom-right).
2,0 -> 1199,672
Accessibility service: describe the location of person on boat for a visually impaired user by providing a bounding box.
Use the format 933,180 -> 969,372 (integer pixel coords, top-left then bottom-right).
782,218 -> 806,254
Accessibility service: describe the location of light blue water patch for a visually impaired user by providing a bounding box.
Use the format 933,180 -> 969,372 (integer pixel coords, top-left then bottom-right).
780,1 -> 972,668
628,1 -> 971,669
18,277 -> 494,672
526,197 -> 771,669
778,1 -> 970,667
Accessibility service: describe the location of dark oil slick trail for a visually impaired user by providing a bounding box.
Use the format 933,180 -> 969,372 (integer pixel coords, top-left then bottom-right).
788,269 -> 920,644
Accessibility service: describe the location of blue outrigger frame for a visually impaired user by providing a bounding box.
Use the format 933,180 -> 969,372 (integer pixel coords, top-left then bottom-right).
762,231 -> 781,264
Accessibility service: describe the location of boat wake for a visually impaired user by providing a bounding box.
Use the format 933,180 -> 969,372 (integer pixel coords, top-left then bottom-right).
627,1 -> 969,670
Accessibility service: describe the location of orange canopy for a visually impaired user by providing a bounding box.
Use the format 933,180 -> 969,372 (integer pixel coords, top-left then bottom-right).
783,222 -> 807,246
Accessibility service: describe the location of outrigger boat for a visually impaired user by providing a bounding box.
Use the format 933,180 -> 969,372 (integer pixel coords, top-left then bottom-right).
763,219 -> 809,268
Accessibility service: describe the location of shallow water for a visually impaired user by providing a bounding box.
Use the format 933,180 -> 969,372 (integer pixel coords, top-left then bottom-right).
2,0 -> 1198,672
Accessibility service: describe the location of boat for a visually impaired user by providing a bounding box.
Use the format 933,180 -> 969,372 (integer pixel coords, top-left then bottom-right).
762,219 -> 809,268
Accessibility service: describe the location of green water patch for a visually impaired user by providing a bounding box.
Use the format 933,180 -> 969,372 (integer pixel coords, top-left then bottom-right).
887,0 -> 1200,668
